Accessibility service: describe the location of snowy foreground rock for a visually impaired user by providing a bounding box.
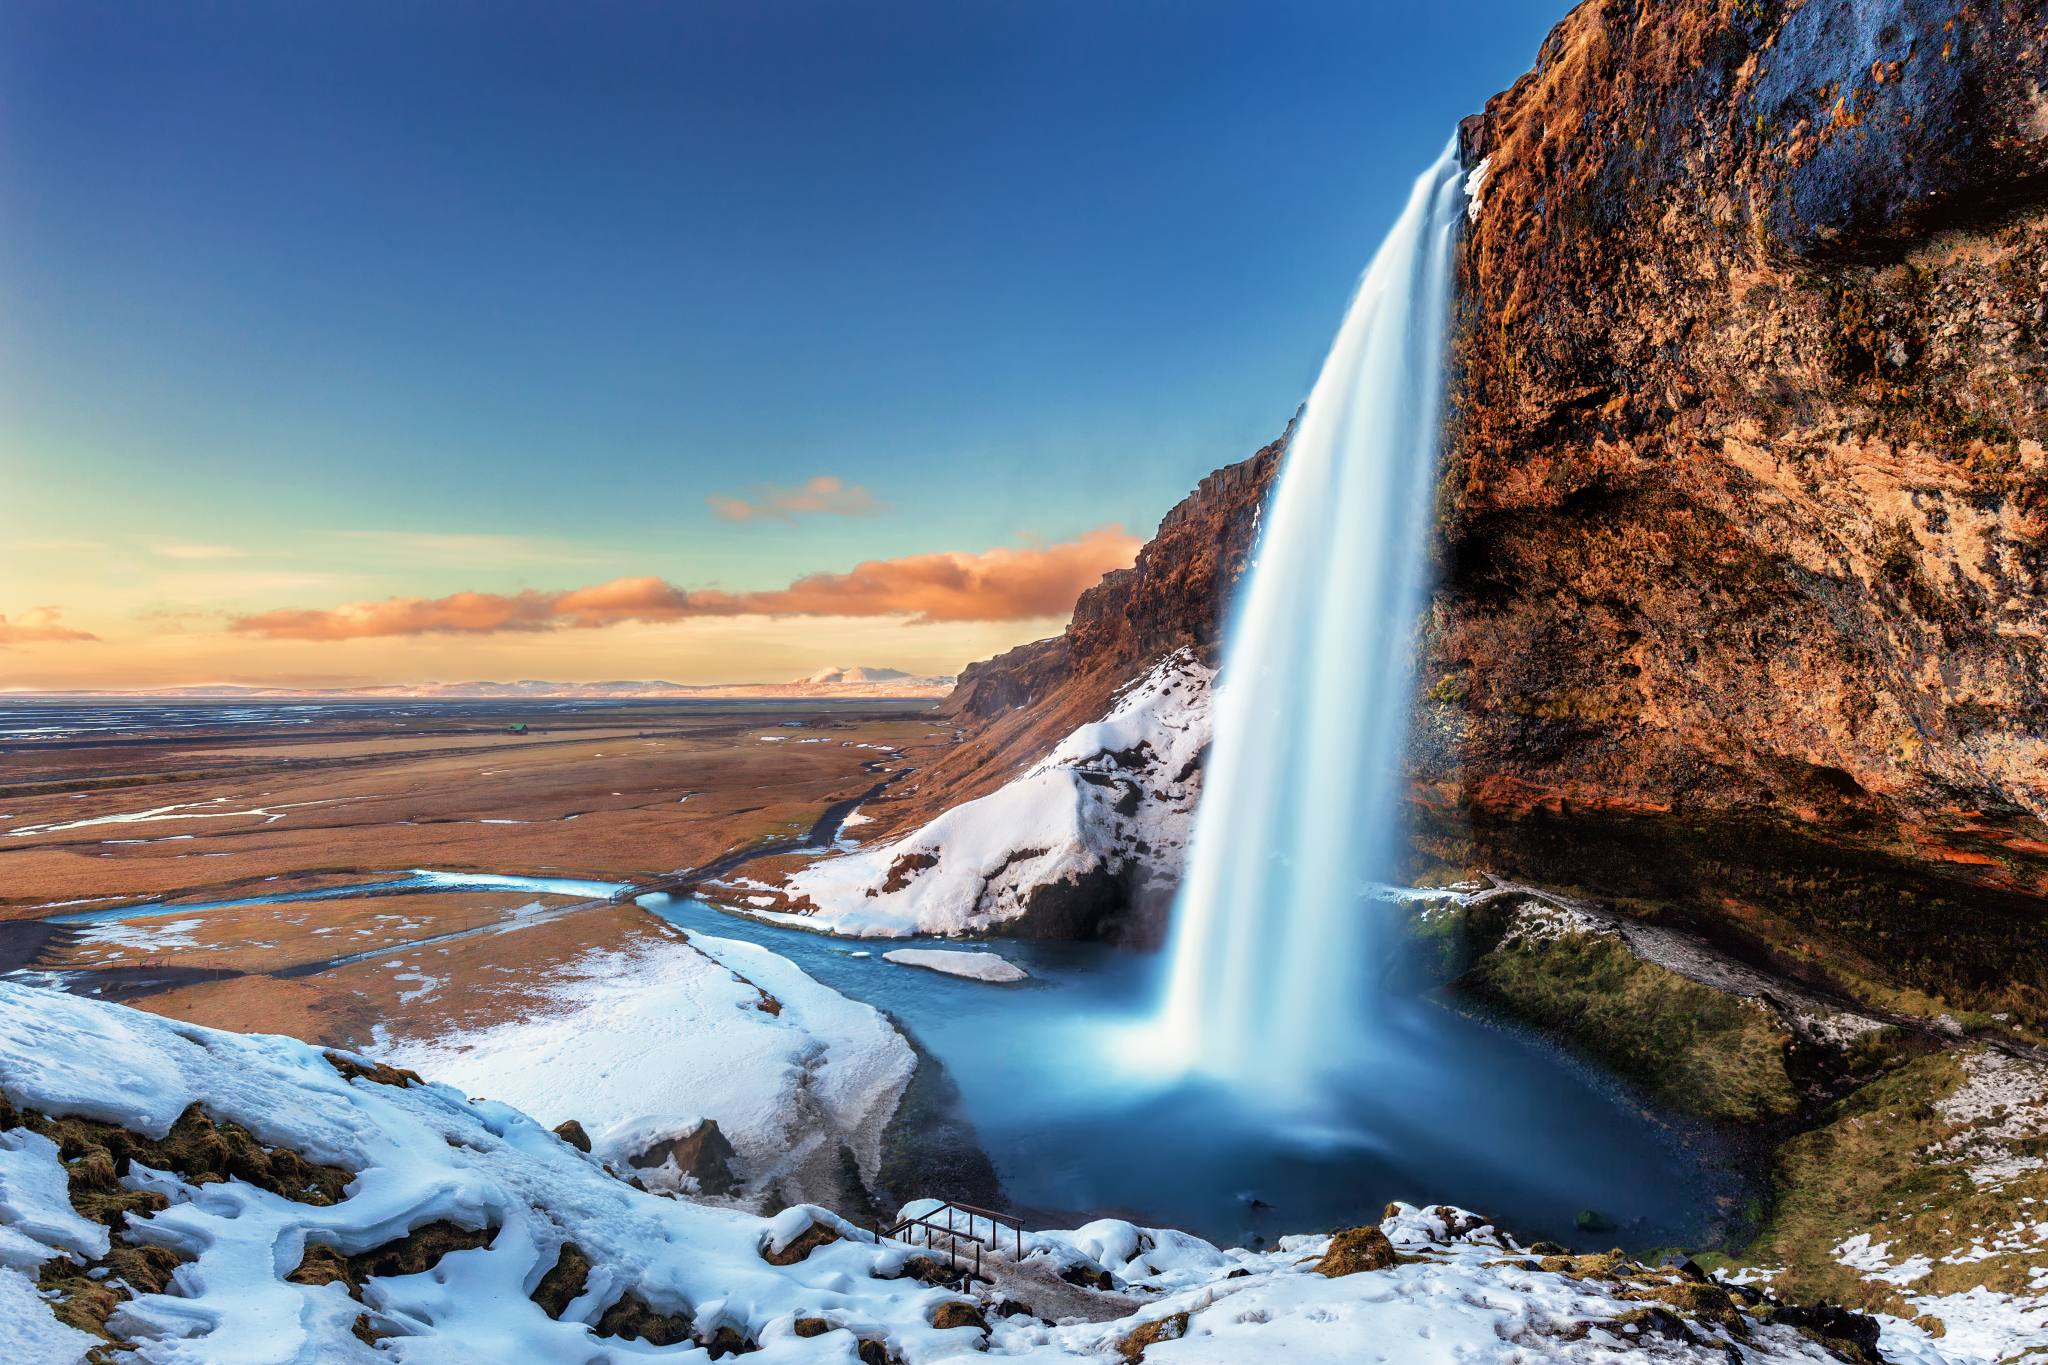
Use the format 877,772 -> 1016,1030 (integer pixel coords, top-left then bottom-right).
0,981 -> 1997,1365
778,653 -> 1211,938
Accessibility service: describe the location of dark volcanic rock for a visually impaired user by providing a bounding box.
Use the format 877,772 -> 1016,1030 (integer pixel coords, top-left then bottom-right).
625,1117 -> 739,1196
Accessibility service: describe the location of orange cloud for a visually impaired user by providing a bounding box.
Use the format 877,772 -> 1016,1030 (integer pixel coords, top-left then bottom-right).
0,608 -> 98,645
229,526 -> 1141,641
709,475 -> 884,523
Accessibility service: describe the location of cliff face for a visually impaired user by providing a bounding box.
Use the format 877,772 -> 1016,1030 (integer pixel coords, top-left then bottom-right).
856,0 -> 2048,1015
1422,0 -> 2048,1014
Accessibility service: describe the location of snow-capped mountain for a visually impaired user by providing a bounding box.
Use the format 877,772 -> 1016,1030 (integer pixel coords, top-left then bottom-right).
796,666 -> 921,686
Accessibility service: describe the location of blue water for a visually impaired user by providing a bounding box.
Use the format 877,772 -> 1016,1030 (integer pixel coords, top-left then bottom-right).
645,896 -> 1751,1252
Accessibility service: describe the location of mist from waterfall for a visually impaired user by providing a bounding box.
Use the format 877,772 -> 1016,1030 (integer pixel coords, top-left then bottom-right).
1147,142 -> 1466,1108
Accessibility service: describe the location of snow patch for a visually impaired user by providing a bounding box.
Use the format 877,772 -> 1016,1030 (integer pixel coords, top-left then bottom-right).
1464,154 -> 1493,222
1501,897 -> 1612,943
72,918 -> 207,956
1835,1233 -> 1934,1285
0,988 -> 1997,1365
1933,1050 -> 2048,1187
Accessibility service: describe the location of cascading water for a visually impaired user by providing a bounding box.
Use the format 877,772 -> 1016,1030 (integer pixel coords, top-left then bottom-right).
1147,141 -> 1467,1107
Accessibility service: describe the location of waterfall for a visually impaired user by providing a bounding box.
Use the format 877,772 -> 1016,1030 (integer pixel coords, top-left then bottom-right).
1147,142 -> 1465,1107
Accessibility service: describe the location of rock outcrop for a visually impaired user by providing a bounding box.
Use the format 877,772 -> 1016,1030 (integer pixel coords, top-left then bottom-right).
1420,0 -> 2048,1020
759,436 -> 1281,940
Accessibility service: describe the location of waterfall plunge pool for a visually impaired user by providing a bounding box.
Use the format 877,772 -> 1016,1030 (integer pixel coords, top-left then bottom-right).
32,869 -> 1757,1251
647,894 -> 1757,1254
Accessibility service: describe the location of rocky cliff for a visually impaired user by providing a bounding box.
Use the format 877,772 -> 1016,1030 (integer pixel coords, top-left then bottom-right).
1422,0 -> 2048,1023
781,0 -> 2048,1023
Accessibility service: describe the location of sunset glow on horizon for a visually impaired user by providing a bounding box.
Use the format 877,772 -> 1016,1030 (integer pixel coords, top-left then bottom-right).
1,0 -> 1562,690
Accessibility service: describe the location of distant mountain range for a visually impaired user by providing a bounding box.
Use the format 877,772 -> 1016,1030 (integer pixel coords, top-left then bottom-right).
6,667 -> 956,702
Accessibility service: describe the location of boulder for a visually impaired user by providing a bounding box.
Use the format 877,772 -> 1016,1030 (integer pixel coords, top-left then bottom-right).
620,1118 -> 738,1196
1313,1226 -> 1397,1276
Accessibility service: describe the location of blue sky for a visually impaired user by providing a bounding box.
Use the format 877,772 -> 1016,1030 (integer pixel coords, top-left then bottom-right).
0,0 -> 1568,685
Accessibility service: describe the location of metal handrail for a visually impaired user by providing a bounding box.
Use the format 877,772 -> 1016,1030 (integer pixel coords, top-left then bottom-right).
870,1199 -> 1027,1283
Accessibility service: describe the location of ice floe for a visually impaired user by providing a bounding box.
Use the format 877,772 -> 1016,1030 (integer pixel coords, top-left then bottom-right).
882,949 -> 1028,983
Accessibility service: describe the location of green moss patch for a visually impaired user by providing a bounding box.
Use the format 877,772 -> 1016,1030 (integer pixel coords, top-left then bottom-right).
1733,1048 -> 2048,1320
1459,930 -> 1800,1125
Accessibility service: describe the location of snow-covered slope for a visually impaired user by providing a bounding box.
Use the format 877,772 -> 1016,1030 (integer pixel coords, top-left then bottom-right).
0,983 -> 979,1365
797,666 -> 928,687
376,920 -> 914,1206
0,986 -> 1947,1364
774,652 -> 1211,938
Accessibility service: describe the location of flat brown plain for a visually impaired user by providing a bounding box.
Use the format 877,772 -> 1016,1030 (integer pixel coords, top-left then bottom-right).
0,699 -> 955,1047
1,701 -> 950,914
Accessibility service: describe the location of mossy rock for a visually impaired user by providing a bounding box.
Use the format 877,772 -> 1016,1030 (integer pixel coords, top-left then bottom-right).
592,1291 -> 693,1346
1536,1250 -> 1634,1280
4,1096 -> 356,1350
761,1216 -> 841,1266
1116,1310 -> 1189,1362
1641,1280 -> 1743,1330
288,1220 -> 499,1295
1314,1226 -> 1397,1276
37,1243 -> 184,1341
701,1323 -> 756,1357
1604,1306 -> 1695,1343
930,1299 -> 988,1333
1459,930 -> 1800,1124
530,1242 -> 591,1318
